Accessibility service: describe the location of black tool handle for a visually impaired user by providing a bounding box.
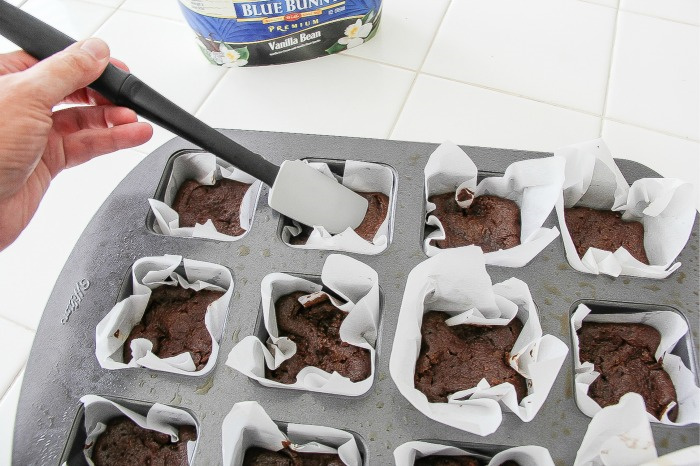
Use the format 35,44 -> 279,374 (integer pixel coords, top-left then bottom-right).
0,0 -> 279,187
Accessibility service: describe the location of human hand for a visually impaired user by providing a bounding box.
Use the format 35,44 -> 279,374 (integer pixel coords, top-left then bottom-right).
0,38 -> 152,251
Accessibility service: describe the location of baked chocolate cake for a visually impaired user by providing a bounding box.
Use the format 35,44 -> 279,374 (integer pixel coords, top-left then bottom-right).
243,446 -> 344,465
414,456 -> 481,465
415,312 -> 528,403
414,458 -> 519,466
172,178 -> 251,236
564,207 -> 648,264
266,291 -> 371,384
428,192 -> 521,252
289,192 -> 389,244
578,322 -> 677,421
91,416 -> 196,466
123,285 -> 223,370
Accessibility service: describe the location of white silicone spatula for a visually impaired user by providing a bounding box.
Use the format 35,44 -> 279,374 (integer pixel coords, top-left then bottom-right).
0,1 -> 368,234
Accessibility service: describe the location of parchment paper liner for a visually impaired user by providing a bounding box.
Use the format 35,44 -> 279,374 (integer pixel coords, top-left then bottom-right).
79,395 -> 197,466
424,141 -> 564,266
571,303 -> 700,425
640,446 -> 700,466
575,392 -> 700,466
394,441 -> 554,466
222,401 -> 362,466
281,160 -> 393,255
96,254 -> 233,376
227,254 -> 379,396
554,138 -> 696,278
149,152 -> 262,241
574,393 -> 657,466
389,246 -> 569,436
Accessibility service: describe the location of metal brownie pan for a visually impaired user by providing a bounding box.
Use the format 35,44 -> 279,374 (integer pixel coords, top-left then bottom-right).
12,130 -> 699,465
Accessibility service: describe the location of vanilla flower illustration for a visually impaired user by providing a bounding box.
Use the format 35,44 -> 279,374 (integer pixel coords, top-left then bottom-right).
338,19 -> 373,49
212,43 -> 248,67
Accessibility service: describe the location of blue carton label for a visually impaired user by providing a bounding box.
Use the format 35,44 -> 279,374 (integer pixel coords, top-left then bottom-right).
179,0 -> 382,66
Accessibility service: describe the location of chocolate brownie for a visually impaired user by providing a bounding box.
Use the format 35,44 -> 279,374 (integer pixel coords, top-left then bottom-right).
415,312 -> 528,403
243,446 -> 344,465
428,192 -> 521,252
266,291 -> 371,384
289,192 -> 389,244
415,456 -> 481,465
564,207 -> 648,264
172,178 -> 250,236
91,416 -> 196,466
578,322 -> 677,421
123,285 -> 223,370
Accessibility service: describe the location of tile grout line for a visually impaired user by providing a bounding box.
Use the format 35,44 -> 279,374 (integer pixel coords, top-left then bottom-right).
385,0 -> 453,139
341,53 -> 418,74
352,49 -> 700,143
347,52 -> 607,118
603,117 -> 700,142
70,0 -> 122,38
87,0 -> 127,36
598,2 -> 621,138
577,0 -> 617,10
194,68 -> 232,116
0,367 -> 25,404
78,0 -> 698,144
0,315 -> 36,335
113,7 -> 184,25
619,6 -> 700,28
418,71 -> 607,117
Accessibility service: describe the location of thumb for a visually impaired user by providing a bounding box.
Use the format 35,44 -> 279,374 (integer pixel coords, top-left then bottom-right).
18,38 -> 110,108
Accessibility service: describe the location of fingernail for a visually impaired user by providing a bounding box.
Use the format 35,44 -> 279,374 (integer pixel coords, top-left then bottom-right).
80,38 -> 109,61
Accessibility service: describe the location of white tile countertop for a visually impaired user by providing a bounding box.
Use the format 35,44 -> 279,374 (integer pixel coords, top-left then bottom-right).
0,0 -> 698,463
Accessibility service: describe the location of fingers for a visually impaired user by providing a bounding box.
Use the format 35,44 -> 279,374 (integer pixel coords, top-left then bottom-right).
16,38 -> 111,109
0,50 -> 38,75
62,58 -> 130,106
52,105 -> 140,133
110,58 -> 129,72
61,122 -> 152,168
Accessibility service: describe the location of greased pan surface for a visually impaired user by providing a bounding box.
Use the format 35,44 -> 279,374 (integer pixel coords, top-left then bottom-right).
12,130 -> 699,465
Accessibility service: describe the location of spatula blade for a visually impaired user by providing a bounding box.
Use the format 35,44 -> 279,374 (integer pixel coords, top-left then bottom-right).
269,160 -> 369,234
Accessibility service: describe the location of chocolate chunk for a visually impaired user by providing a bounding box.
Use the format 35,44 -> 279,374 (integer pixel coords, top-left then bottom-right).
266,291 -> 371,384
290,192 -> 389,244
428,193 -> 521,252
415,455 -> 482,465
456,187 -> 475,208
243,446 -> 345,465
172,178 -> 251,236
564,207 -> 648,264
123,285 -> 223,370
91,416 -> 196,466
415,312 -> 528,403
578,322 -> 677,421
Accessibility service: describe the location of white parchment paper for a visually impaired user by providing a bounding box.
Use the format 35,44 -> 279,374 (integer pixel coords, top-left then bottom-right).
227,254 -> 379,396
394,441 -> 554,466
574,393 -> 657,466
149,152 -> 262,240
640,446 -> 700,466
554,138 -> 696,278
221,401 -> 361,466
571,303 -> 700,425
423,142 -> 564,266
80,395 -> 197,466
96,254 -> 233,376
281,160 -> 394,255
389,246 -> 569,435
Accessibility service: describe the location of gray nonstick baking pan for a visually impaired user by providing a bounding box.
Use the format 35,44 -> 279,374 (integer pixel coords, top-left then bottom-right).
12,130 -> 699,465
